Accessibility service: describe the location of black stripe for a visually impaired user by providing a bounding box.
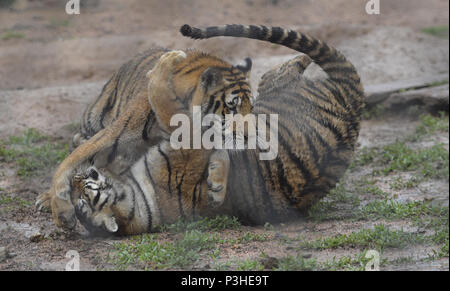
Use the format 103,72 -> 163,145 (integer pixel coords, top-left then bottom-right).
173,53 -> 203,74
206,26 -> 220,37
93,190 -> 101,206
183,65 -> 205,75
314,42 -> 332,63
257,104 -> 314,183
304,38 -> 320,56
212,100 -> 221,114
115,57 -> 146,119
111,188 -> 119,205
158,145 -> 172,196
176,173 -> 186,218
98,195 -> 110,212
254,158 -> 276,218
320,80 -> 348,109
275,157 -> 297,204
142,111 -> 156,141
107,114 -> 132,163
204,93 -> 217,114
99,87 -> 117,129
261,26 -> 269,39
330,77 -> 363,96
127,182 -> 136,221
278,128 -> 313,183
257,104 -> 334,165
87,78 -> 113,134
270,90 -> 347,122
282,30 -> 298,46
192,182 -> 199,217
224,24 -> 244,36
241,152 -> 257,208
129,174 -> 153,232
248,25 -> 262,39
262,160 -> 276,191
268,27 -> 284,43
128,51 -> 166,101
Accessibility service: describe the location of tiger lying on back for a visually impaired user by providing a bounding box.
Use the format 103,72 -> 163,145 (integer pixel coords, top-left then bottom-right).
36,47 -> 253,231
38,24 -> 364,235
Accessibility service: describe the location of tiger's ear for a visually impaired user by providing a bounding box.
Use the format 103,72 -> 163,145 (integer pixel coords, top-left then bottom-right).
236,57 -> 252,78
201,67 -> 223,93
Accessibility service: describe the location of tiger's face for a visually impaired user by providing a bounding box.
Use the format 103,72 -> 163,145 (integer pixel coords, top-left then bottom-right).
197,58 -> 253,118
171,55 -> 254,149
71,167 -> 120,236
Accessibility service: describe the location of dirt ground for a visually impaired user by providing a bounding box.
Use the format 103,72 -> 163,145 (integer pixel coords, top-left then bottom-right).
0,0 -> 449,271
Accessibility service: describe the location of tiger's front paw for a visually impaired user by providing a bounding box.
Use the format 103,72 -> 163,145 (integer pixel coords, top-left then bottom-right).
72,167 -> 118,235
35,191 -> 52,213
36,186 -> 76,230
207,151 -> 229,208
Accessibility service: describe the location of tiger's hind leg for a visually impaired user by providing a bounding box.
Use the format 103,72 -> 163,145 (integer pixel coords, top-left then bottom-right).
206,150 -> 229,207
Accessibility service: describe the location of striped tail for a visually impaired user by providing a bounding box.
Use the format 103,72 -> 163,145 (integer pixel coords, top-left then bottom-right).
180,24 -> 364,113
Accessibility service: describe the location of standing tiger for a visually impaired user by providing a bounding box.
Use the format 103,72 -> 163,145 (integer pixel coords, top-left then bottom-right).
38,24 -> 364,235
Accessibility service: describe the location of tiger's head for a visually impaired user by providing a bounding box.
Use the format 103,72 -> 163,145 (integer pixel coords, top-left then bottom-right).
165,51 -> 254,149
170,51 -> 253,115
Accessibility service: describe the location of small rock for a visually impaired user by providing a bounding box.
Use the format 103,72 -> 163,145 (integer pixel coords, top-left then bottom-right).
29,233 -> 45,243
365,74 -> 449,106
0,247 -> 10,262
274,232 -> 283,239
384,84 -> 449,113
259,256 -> 279,270
301,253 -> 312,259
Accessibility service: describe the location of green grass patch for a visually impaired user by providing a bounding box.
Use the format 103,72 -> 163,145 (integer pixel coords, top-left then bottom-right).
389,176 -> 420,190
236,259 -> 265,271
425,207 -> 449,258
111,230 -> 219,270
421,26 -> 449,39
358,184 -> 390,199
223,232 -> 270,244
48,19 -> 71,28
300,224 -> 426,251
0,128 -> 69,177
380,142 -> 449,179
356,200 -> 442,221
410,112 -> 449,141
0,193 -> 32,208
320,251 -> 377,271
307,182 -> 360,222
1,31 -> 25,40
158,215 -> 241,233
361,104 -> 383,120
350,147 -> 378,168
275,254 -> 318,271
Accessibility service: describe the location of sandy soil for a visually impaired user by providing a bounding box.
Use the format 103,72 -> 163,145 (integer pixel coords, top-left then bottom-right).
0,0 -> 448,271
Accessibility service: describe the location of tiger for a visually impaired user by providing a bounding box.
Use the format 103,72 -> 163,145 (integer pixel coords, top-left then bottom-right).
35,47 -> 254,231
65,24 -> 364,236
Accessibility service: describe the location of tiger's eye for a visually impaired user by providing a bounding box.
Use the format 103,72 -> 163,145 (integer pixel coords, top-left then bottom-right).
89,169 -> 99,180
